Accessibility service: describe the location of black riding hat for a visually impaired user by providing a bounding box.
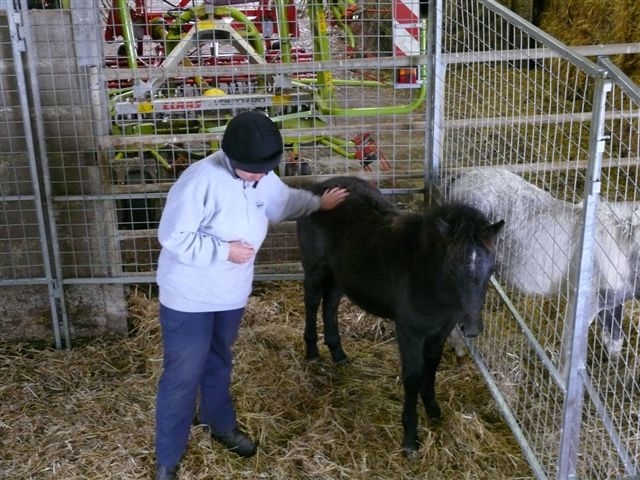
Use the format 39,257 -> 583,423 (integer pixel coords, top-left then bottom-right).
222,111 -> 283,173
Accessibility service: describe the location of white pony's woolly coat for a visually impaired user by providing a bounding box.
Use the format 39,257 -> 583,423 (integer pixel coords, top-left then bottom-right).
447,167 -> 640,358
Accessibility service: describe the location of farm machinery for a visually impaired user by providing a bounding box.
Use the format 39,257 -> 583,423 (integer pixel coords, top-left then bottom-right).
102,0 -> 427,185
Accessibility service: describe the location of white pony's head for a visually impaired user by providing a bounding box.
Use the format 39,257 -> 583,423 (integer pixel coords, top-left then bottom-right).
607,202 -> 640,298
618,203 -> 640,250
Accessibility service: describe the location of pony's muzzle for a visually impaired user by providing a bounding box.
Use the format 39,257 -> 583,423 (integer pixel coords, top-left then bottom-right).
459,318 -> 483,338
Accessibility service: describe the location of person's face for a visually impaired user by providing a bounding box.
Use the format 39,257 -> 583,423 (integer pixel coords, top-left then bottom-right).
234,169 -> 268,182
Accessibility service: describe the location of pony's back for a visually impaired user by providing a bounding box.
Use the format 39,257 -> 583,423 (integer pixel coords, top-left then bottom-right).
306,176 -> 399,220
298,177 -> 406,282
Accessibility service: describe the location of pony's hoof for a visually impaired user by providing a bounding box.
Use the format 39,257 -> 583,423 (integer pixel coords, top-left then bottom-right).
304,344 -> 321,362
330,349 -> 349,365
426,405 -> 442,423
333,355 -> 350,366
401,442 -> 420,458
304,353 -> 321,363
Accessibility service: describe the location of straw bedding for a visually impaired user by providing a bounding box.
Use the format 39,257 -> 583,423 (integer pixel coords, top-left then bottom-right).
0,281 -> 533,479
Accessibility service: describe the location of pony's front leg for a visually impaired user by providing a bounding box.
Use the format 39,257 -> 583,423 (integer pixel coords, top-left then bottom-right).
397,329 -> 424,455
447,328 -> 467,363
420,337 -> 445,421
322,283 -> 348,364
599,304 -> 624,358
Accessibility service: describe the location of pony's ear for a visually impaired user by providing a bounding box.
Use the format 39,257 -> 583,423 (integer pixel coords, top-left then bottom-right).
436,218 -> 450,236
488,219 -> 505,237
481,219 -> 505,250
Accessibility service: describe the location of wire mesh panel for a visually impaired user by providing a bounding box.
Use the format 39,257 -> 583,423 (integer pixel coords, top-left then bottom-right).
96,0 -> 436,278
17,3 -> 130,344
581,62 -> 640,480
0,13 -> 44,276
0,0 -> 67,347
2,0 -> 433,345
93,0 -> 432,280
434,0 -> 640,478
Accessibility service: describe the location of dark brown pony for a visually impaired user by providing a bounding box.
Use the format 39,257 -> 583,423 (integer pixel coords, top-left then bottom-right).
297,176 -> 504,455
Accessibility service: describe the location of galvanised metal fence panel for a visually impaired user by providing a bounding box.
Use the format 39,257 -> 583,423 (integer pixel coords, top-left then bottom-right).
95,0 -> 432,281
1,0 -> 434,344
432,0 -> 640,478
0,0 -> 69,348
11,0 -> 130,346
581,57 -> 640,480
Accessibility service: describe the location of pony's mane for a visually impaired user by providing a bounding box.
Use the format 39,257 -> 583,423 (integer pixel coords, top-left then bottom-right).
428,203 -> 498,254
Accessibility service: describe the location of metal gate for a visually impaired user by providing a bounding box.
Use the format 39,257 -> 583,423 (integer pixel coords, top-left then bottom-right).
429,1 -> 640,478
0,0 -> 70,348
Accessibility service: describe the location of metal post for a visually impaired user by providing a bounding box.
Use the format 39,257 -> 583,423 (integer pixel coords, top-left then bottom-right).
557,72 -> 612,480
424,0 -> 445,194
115,0 -> 138,69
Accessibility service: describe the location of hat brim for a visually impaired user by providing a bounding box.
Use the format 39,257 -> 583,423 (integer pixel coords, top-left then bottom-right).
228,151 -> 282,173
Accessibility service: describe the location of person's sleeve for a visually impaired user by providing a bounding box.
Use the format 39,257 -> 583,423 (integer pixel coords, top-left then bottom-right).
157,175 -> 230,267
265,175 -> 322,222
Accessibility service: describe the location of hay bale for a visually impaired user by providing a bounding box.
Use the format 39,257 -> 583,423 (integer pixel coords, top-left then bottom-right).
539,0 -> 640,83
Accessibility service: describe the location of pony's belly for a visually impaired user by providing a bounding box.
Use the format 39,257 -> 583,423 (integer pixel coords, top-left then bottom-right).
344,288 -> 395,320
334,269 -> 395,316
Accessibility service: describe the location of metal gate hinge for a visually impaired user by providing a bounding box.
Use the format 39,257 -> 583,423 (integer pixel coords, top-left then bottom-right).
51,279 -> 63,299
10,2 -> 26,52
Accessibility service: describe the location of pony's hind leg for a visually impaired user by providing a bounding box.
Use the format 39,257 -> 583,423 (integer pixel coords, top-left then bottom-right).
303,273 -> 325,361
322,282 -> 348,364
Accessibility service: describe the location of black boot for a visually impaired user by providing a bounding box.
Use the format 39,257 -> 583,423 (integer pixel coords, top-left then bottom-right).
155,464 -> 178,480
211,428 -> 258,457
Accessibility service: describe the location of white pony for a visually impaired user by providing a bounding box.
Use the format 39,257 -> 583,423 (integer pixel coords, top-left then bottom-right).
446,167 -> 640,363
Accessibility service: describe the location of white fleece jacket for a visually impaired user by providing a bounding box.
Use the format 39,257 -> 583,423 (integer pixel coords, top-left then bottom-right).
156,151 -> 321,312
